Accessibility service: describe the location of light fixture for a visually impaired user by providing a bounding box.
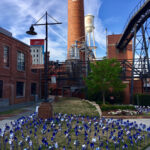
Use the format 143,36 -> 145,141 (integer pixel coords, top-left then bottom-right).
26,25 -> 37,35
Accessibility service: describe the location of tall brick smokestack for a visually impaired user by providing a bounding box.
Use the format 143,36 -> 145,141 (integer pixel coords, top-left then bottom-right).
67,0 -> 85,60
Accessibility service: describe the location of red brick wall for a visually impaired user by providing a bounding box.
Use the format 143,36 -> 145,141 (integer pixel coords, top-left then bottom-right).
107,34 -> 146,103
133,80 -> 143,94
0,33 -> 40,105
107,34 -> 133,104
107,34 -> 132,60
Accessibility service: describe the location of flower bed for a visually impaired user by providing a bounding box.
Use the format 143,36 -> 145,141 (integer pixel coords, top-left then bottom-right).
0,113 -> 150,150
107,109 -> 140,116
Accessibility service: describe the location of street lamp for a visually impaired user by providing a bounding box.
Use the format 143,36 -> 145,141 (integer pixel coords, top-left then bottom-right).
26,11 -> 62,119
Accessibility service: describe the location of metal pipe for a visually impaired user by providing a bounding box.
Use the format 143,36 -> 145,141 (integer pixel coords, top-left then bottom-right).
44,11 -> 48,102
130,25 -> 137,104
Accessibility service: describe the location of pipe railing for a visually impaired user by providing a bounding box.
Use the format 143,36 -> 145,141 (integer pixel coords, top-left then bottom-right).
122,0 -> 148,34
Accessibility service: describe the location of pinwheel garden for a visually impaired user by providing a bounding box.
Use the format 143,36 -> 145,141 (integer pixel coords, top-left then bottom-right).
0,112 -> 150,150
0,98 -> 150,150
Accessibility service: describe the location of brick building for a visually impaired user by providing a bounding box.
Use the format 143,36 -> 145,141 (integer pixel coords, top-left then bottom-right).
30,39 -> 44,65
107,34 -> 132,60
0,28 -> 40,105
107,34 -> 145,103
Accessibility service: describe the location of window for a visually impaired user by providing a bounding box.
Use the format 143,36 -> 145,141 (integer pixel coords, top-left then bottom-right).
37,54 -> 38,57
51,76 -> 56,84
17,51 -> 25,71
31,83 -> 36,95
4,46 -> 9,67
31,69 -> 37,73
0,80 -> 3,98
16,82 -> 24,97
37,49 -> 38,52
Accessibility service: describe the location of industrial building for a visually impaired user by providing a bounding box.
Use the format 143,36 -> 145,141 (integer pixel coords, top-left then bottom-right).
0,27 -> 40,105
1,0 -> 149,106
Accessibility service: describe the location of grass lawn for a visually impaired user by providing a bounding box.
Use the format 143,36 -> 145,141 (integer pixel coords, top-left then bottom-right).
53,97 -> 99,117
0,108 -> 28,116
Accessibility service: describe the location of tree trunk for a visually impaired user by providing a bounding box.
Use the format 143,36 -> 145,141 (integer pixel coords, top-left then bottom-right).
102,91 -> 105,105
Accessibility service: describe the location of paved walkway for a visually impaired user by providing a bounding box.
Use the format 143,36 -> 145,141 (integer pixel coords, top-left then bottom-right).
0,104 -> 37,129
124,118 -> 150,128
0,99 -> 43,112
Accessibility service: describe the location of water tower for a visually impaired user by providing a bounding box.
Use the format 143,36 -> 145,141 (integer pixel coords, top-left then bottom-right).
85,14 -> 96,58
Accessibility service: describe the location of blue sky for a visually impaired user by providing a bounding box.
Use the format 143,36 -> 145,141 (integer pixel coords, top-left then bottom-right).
0,0 -> 140,61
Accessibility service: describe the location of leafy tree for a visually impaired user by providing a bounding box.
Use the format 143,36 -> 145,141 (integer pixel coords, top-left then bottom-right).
85,58 -> 126,104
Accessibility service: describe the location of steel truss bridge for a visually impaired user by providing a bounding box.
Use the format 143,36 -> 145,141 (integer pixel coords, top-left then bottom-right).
116,0 -> 150,102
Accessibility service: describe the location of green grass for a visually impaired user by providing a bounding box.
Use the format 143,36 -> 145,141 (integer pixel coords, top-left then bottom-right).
52,97 -> 99,117
0,108 -> 27,116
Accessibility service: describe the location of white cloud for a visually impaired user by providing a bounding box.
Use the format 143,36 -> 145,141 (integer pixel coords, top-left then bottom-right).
0,0 -> 106,60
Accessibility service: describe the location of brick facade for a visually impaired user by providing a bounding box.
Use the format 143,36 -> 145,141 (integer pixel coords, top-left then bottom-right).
107,34 -> 143,104
0,32 -> 40,105
107,34 -> 132,60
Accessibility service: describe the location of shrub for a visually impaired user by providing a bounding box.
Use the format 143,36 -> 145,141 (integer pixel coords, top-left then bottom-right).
134,94 -> 150,106
87,90 -> 124,105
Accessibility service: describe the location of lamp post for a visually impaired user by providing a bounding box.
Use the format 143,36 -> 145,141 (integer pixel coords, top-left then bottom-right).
26,11 -> 62,119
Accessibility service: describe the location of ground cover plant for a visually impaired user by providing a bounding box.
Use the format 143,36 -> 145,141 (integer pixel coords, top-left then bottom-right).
101,105 -> 150,117
0,113 -> 150,150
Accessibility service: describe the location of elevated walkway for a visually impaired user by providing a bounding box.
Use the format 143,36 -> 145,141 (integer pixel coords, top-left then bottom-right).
117,0 -> 150,49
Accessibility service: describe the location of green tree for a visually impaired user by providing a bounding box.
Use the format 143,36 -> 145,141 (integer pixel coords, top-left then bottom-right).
85,58 -> 126,104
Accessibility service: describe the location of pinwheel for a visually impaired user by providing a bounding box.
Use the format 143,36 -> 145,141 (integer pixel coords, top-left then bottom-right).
100,141 -> 103,149
92,137 -> 96,143
90,142 -> 94,150
82,144 -> 87,150
29,140 -> 33,150
18,140 -> 23,150
38,145 -> 42,150
74,139 -> 79,149
106,145 -> 109,150
63,146 -> 66,150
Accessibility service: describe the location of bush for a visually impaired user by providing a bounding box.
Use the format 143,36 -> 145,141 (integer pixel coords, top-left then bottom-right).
86,89 -> 124,104
100,104 -> 135,111
134,94 -> 150,106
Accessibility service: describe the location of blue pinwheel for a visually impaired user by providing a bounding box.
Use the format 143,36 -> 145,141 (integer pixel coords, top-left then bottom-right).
90,142 -> 94,149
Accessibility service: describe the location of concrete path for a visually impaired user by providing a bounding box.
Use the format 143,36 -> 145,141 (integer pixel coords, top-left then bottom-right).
0,106 -> 35,129
124,118 -> 150,128
0,101 -> 42,129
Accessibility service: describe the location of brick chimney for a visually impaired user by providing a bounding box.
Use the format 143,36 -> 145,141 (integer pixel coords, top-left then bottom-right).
67,0 -> 85,60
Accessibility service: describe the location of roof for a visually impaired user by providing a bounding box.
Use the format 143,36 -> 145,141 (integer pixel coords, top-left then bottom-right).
0,27 -> 30,47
